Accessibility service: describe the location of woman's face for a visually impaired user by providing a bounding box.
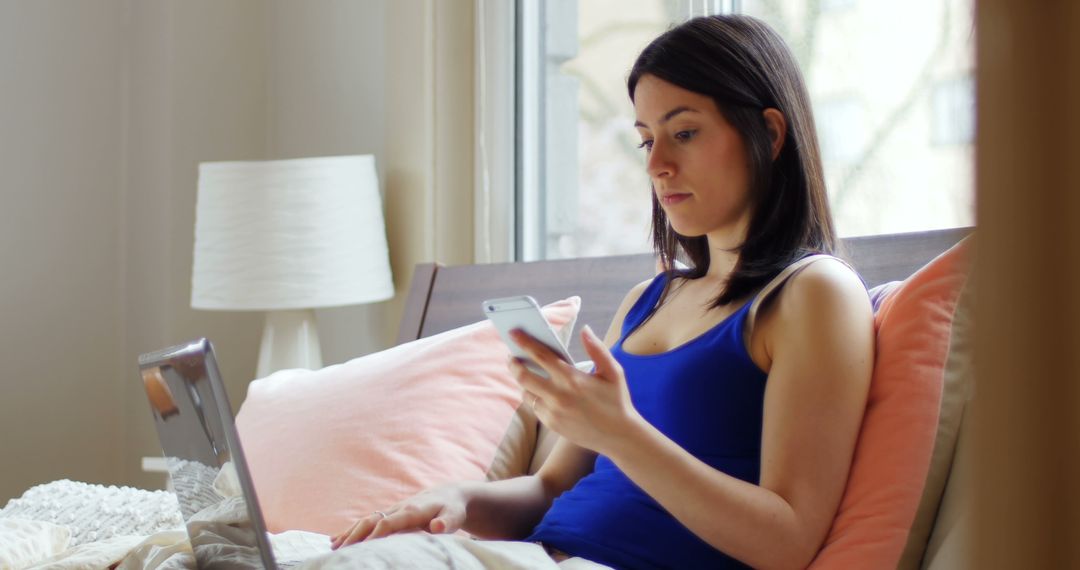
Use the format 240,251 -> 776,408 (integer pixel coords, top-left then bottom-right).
633,74 -> 753,243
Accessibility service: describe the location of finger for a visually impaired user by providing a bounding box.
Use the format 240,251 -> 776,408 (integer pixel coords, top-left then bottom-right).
334,516 -> 378,549
331,525 -> 351,543
331,520 -> 362,549
509,329 -> 574,372
509,358 -> 559,403
509,329 -> 567,364
365,514 -> 400,541
365,506 -> 434,542
581,325 -> 621,381
429,502 -> 466,534
507,330 -> 574,369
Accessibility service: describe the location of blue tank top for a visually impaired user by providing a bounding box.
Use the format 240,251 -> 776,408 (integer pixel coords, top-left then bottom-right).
527,272 -> 767,570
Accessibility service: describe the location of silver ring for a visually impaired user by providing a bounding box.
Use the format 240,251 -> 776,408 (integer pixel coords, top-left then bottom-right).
374,510 -> 388,520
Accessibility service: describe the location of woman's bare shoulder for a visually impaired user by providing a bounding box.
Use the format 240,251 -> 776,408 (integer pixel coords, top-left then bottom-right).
626,276 -> 657,303
602,277 -> 658,345
768,257 -> 873,351
753,257 -> 871,369
784,257 -> 868,308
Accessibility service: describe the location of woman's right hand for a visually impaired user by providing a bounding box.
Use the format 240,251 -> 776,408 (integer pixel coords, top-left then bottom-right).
329,484 -> 469,550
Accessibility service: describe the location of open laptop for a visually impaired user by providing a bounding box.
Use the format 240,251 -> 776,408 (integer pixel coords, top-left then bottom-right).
139,338 -> 328,569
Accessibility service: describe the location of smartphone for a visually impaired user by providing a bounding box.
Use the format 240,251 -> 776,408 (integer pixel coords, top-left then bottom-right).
483,295 -> 575,378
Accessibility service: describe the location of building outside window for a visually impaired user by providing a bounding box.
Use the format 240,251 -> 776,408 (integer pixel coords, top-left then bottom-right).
516,0 -> 974,261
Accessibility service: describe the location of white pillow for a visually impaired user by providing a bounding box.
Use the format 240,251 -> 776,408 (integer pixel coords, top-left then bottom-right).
0,480 -> 183,546
0,518 -> 70,570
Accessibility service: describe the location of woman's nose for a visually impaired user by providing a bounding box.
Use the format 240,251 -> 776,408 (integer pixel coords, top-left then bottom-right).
646,140 -> 675,179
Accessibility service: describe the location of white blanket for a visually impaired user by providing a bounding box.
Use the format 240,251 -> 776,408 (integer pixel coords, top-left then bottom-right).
4,476 -> 614,569
28,529 -> 612,570
298,534 -> 613,570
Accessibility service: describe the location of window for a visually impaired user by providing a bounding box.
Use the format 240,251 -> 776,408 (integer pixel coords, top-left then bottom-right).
515,0 -> 975,261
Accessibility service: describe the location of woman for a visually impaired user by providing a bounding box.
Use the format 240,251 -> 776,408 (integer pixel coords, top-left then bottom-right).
332,14 -> 873,570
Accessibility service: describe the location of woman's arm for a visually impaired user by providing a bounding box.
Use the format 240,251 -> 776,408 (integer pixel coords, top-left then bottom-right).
609,260 -> 871,569
459,436 -> 595,539
466,277 -> 655,539
333,441 -> 596,547
335,278 -> 654,548
513,260 -> 873,569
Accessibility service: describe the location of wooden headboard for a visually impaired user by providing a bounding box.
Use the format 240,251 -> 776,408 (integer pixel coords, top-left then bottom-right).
397,227 -> 972,362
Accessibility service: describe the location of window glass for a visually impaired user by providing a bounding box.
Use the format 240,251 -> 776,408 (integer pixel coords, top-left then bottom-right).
522,0 -> 699,260
524,0 -> 974,260
743,0 -> 975,237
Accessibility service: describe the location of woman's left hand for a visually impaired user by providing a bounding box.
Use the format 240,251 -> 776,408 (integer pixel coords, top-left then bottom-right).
509,325 -> 644,456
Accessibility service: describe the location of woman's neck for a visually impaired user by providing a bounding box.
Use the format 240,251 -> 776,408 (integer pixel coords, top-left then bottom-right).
703,227 -> 746,281
704,250 -> 738,281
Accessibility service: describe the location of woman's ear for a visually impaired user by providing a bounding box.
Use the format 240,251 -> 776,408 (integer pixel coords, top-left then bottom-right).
762,108 -> 787,161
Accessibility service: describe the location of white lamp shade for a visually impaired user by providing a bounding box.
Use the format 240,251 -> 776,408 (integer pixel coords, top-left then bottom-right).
191,155 -> 394,310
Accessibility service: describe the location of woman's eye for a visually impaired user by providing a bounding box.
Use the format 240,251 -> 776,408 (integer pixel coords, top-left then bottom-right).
674,130 -> 697,142
637,140 -> 654,151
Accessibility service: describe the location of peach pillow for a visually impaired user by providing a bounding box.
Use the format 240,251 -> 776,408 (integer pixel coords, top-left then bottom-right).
235,297 -> 580,535
809,237 -> 973,568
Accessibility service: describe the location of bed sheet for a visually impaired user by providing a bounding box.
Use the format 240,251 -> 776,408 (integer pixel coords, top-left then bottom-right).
2,480 -> 613,569
27,527 -> 613,569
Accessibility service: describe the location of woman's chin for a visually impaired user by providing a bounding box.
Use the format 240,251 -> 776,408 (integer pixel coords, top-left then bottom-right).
668,221 -> 706,238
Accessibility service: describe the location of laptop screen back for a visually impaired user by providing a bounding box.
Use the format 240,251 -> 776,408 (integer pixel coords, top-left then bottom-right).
139,338 -> 276,569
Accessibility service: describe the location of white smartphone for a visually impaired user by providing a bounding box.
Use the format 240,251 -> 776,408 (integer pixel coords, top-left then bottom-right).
483,295 -> 575,378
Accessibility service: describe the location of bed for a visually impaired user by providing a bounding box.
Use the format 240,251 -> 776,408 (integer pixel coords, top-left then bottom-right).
0,227 -> 973,570
397,228 -> 971,359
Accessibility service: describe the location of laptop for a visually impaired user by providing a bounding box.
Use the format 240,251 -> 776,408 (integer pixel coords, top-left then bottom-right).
139,338 -> 327,569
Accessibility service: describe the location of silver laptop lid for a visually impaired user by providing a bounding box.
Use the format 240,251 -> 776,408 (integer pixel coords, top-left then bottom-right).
139,338 -> 276,569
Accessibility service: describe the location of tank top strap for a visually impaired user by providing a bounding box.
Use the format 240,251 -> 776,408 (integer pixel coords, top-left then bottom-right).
620,272 -> 670,338
745,254 -> 857,332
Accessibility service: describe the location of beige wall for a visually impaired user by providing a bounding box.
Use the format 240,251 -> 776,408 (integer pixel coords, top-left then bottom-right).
120,0 -> 271,491
0,0 -> 476,500
0,0 -> 128,500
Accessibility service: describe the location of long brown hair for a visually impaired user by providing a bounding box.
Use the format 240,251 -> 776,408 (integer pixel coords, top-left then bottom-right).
628,15 -> 836,307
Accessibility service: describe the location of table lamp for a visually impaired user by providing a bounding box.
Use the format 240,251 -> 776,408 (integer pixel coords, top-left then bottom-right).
191,154 -> 394,378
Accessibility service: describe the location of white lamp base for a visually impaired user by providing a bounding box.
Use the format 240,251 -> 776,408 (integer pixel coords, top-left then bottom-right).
256,309 -> 322,378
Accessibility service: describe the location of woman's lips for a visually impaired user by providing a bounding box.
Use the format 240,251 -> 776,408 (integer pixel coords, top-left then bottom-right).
660,193 -> 691,205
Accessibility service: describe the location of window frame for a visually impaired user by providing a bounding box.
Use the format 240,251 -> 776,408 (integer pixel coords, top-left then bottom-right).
510,0 -> 737,262
506,0 -> 971,262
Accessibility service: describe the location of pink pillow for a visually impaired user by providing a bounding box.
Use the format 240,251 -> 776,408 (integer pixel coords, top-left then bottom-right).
235,297 -> 580,535
809,237 -> 973,568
